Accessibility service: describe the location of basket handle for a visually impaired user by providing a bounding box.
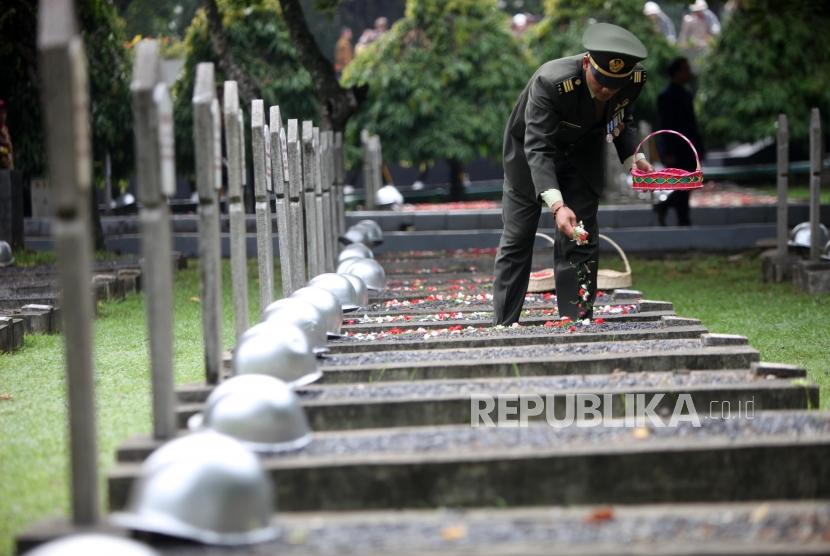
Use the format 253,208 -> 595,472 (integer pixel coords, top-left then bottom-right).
535,232 -> 630,276
598,233 -> 631,276
535,232 -> 556,248
632,129 -> 701,172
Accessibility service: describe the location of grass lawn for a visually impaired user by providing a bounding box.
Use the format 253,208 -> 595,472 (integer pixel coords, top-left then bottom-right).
752,183 -> 830,205
0,258 -> 279,556
630,253 -> 830,404
0,252 -> 828,555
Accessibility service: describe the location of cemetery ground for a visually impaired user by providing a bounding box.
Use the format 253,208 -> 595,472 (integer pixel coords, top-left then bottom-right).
1,251 -> 829,555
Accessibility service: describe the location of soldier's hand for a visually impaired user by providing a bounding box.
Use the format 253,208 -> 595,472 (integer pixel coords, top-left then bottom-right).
553,203 -> 577,238
635,158 -> 654,173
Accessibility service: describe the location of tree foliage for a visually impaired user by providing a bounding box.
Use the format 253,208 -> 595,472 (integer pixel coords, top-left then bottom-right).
341,0 -> 534,168
527,0 -> 678,125
0,0 -> 132,181
79,0 -> 133,181
121,0 -> 199,40
173,0 -> 318,175
698,0 -> 830,145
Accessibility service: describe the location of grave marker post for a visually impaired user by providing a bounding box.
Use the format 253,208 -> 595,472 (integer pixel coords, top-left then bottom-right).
313,127 -> 327,273
224,82 -> 249,342
334,132 -> 346,235
251,100 -> 274,308
287,119 -> 308,287
270,107 -> 294,294
302,121 -> 320,277
193,63 -> 223,385
809,108 -> 822,261
37,0 -> 99,524
131,39 -> 177,439
777,115 -> 789,258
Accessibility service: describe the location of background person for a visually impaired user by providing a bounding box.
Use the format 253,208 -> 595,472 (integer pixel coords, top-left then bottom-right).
355,17 -> 388,54
643,1 -> 677,44
654,56 -> 704,226
0,100 -> 13,170
334,27 -> 353,78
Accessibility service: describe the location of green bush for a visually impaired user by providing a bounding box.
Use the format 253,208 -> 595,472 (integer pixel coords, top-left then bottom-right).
698,0 -> 830,145
172,0 -> 318,177
0,0 -> 132,182
341,0 -> 534,169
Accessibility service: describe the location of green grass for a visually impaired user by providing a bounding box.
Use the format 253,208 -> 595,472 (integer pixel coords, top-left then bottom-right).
10,249 -> 123,268
628,253 -> 830,404
0,252 -> 828,555
752,184 -> 830,205
0,258 -> 280,556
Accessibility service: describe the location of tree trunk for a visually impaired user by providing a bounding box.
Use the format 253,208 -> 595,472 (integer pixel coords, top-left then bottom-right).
278,0 -> 360,131
203,0 -> 260,105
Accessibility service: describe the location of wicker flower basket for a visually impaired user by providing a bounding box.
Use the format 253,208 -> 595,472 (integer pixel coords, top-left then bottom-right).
527,232 -> 632,293
631,129 -> 703,191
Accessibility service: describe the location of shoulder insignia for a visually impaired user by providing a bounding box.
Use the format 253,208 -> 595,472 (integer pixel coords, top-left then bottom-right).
632,69 -> 646,84
556,76 -> 579,95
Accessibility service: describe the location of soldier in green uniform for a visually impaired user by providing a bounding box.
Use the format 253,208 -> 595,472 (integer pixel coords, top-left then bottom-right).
493,23 -> 654,325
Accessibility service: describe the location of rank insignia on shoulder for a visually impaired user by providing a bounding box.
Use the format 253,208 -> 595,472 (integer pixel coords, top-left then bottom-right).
557,77 -> 578,95
632,69 -> 646,84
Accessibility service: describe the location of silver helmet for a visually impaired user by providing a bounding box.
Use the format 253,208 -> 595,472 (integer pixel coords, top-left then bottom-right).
290,286 -> 343,336
375,184 -> 404,207
338,242 -> 374,263
24,535 -> 160,556
789,222 -> 829,249
354,219 -> 383,244
339,273 -> 369,307
233,321 -> 322,388
111,431 -> 278,546
0,241 -> 14,268
308,273 -> 360,312
339,226 -> 371,246
823,239 -> 830,261
336,258 -> 386,293
262,298 -> 328,354
192,375 -> 312,454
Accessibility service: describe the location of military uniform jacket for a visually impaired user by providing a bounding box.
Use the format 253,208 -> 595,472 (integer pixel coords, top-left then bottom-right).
502,53 -> 646,200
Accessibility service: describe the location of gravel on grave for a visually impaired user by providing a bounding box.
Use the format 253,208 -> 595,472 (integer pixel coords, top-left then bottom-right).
385,263 -> 484,275
377,247 -> 499,262
372,291 -> 631,310
209,504 -> 830,554
274,412 -> 830,460
386,274 -> 495,287
323,338 -> 705,367
358,300 -> 640,325
334,319 -> 662,343
299,370 -> 767,402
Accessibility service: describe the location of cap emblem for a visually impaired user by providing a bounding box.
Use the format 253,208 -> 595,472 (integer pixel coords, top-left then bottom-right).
609,58 -> 625,73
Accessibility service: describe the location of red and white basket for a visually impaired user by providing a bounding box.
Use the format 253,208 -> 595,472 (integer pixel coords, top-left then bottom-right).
631,129 -> 703,191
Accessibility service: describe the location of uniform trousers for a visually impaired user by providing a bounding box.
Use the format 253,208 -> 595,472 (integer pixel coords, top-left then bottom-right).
493,163 -> 600,324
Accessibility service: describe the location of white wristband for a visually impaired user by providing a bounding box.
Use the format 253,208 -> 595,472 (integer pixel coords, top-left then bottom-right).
540,188 -> 563,208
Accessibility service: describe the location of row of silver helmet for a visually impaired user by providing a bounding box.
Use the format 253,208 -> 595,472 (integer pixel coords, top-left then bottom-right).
58,224 -> 387,550
107,223 -> 386,546
337,220 -> 387,293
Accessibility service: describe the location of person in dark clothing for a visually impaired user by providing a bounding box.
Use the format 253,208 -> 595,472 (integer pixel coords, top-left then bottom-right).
654,57 -> 704,226
493,24 -> 653,325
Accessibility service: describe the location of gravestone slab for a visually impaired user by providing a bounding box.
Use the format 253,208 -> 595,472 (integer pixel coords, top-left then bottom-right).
792,260 -> 830,293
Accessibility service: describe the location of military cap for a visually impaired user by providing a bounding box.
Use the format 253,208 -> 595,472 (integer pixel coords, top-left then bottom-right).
582,23 -> 648,88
